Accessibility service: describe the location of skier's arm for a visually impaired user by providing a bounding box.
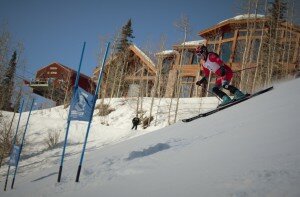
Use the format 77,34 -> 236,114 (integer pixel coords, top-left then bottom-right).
208,53 -> 224,66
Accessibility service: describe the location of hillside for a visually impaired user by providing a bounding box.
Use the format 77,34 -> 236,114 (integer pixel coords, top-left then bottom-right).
1,79 -> 300,197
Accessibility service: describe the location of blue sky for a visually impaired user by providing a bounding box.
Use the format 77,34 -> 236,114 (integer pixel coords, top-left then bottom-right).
1,0 -> 299,80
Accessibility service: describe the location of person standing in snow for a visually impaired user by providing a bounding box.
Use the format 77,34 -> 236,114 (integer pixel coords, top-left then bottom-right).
195,45 -> 246,106
131,116 -> 140,130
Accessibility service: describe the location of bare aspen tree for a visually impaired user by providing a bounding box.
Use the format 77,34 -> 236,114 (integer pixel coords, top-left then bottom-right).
240,1 -> 253,90
238,0 -> 262,92
173,14 -> 191,123
252,0 -> 268,92
97,37 -> 110,114
107,30 -> 122,100
284,0 -> 294,77
268,3 -> 281,84
0,25 -> 12,112
0,89 -> 22,167
148,36 -> 167,126
63,71 -> 72,108
264,0 -> 287,85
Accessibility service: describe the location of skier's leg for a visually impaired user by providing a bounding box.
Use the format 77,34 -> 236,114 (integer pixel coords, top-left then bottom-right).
222,84 -> 246,100
213,79 -> 231,106
221,73 -> 246,100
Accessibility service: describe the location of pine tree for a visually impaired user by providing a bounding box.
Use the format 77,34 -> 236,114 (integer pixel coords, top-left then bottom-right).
0,51 -> 17,111
117,19 -> 135,52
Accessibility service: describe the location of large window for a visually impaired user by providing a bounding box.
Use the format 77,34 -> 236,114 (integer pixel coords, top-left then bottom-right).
162,57 -> 174,75
220,41 -> 232,62
238,30 -> 248,37
207,44 -> 219,53
250,39 -> 260,62
234,40 -> 246,62
223,31 -> 234,39
181,50 -> 193,65
191,53 -> 199,65
181,76 -> 195,97
253,30 -> 263,36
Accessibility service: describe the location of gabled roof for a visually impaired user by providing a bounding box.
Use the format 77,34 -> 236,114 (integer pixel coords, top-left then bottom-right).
199,14 -> 268,36
37,62 -> 92,80
128,44 -> 157,74
94,44 -> 157,75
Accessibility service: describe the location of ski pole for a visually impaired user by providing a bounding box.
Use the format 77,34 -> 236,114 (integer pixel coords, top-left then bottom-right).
198,84 -> 222,101
233,66 -> 257,73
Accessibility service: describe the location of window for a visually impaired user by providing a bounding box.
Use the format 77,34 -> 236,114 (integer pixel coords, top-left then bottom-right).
207,44 -> 219,53
284,42 -> 296,62
50,67 -> 57,70
208,34 -> 220,42
223,31 -> 234,39
253,30 -> 262,36
220,41 -> 232,62
181,76 -> 195,97
250,39 -> 260,62
238,31 -> 248,37
181,50 -> 193,65
234,40 -> 246,62
191,53 -> 199,65
162,57 -> 174,75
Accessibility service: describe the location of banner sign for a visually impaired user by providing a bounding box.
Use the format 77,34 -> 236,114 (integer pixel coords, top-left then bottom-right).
9,145 -> 20,166
69,87 -> 94,122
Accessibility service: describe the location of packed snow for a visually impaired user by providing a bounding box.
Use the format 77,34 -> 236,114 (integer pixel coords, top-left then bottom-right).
1,79 -> 300,197
218,14 -> 265,24
180,40 -> 205,46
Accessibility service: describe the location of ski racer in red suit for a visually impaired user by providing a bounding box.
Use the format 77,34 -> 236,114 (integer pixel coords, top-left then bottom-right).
195,45 -> 246,106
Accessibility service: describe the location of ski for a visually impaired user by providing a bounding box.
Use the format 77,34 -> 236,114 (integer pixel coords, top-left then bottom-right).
182,86 -> 273,122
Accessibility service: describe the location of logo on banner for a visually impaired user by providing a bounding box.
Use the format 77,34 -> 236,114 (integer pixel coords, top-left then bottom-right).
69,87 -> 94,122
9,145 -> 20,166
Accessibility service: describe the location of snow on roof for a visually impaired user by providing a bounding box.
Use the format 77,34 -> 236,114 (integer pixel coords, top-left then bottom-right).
156,50 -> 177,56
219,14 -> 265,24
181,40 -> 205,46
131,44 -> 156,67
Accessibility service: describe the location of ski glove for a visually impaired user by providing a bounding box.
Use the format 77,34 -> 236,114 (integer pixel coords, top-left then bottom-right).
196,77 -> 207,86
219,66 -> 226,76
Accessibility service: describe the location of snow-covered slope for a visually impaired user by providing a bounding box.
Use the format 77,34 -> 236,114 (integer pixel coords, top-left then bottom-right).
1,79 -> 300,197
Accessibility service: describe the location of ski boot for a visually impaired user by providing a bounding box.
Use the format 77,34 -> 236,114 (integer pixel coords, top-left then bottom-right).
219,95 -> 232,107
233,90 -> 247,100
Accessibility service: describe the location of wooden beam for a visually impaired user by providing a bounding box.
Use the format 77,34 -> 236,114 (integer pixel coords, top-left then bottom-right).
125,76 -> 155,81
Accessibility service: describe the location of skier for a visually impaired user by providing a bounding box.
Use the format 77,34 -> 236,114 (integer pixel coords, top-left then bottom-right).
131,116 -> 140,130
195,45 -> 246,106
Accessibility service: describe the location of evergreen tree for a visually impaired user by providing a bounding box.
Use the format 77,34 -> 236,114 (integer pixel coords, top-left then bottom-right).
117,19 -> 135,52
0,51 -> 17,111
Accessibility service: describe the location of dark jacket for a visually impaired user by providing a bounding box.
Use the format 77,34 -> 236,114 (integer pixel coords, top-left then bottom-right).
132,117 -> 140,125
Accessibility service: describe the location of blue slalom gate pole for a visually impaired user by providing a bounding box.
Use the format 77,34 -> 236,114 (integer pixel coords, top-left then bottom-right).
74,42 -> 86,88
57,42 -> 86,182
11,99 -> 34,189
4,99 -> 25,191
75,42 -> 110,182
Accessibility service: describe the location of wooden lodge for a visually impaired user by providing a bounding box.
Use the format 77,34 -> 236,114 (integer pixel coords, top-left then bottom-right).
93,14 -> 300,99
30,62 -> 95,105
93,45 -> 157,98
